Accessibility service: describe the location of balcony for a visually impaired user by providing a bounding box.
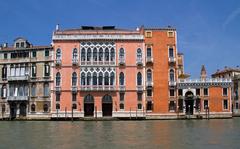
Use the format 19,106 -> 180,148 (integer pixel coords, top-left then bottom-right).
168,57 -> 176,64
55,86 -> 61,93
136,85 -> 144,92
80,85 -> 116,91
56,59 -> 62,66
72,59 -> 79,65
169,81 -> 176,86
146,56 -> 153,64
146,80 -> 153,87
136,57 -> 143,66
8,75 -> 29,81
7,96 -> 28,101
146,96 -> 153,101
119,85 -> 126,92
71,86 -> 78,93
118,57 -> 125,65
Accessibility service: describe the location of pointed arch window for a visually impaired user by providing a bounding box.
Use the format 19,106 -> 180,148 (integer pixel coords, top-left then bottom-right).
98,72 -> 103,85
104,72 -> 109,85
87,48 -> 91,61
170,69 -> 175,81
137,72 -> 142,85
72,48 -> 78,59
56,48 -> 61,60
87,72 -> 91,85
93,72 -> 97,85
147,69 -> 152,82
137,48 -> 142,59
110,72 -> 115,85
105,48 -> 109,61
93,48 -> 97,61
110,48 -> 115,61
56,72 -> 61,86
81,72 -> 86,85
81,48 -> 86,61
99,48 -> 103,61
72,72 -> 77,86
119,72 -> 124,86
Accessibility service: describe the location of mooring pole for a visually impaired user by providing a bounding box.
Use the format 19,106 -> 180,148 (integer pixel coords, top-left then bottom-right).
71,106 -> 73,122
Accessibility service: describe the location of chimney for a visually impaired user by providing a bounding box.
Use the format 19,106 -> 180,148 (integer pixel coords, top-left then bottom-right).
3,43 -> 8,48
56,24 -> 59,31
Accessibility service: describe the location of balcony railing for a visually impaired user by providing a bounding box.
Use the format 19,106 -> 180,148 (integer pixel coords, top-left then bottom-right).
8,75 -> 29,81
146,80 -> 153,87
56,59 -> 62,65
136,57 -> 143,66
72,59 -> 79,65
168,57 -> 176,63
136,85 -> 144,92
118,57 -> 125,65
80,61 -> 115,66
71,86 -> 78,93
119,85 -> 126,92
146,56 -> 153,63
55,86 -> 61,92
7,96 -> 28,101
169,81 -> 176,86
146,96 -> 153,101
80,85 -> 116,91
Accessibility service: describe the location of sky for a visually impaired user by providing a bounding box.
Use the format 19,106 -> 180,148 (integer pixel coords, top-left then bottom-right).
0,0 -> 240,78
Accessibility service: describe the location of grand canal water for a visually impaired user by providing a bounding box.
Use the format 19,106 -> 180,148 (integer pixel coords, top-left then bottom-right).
0,118 -> 239,149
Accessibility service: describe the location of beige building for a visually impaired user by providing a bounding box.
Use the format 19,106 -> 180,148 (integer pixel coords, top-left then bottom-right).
0,37 -> 53,119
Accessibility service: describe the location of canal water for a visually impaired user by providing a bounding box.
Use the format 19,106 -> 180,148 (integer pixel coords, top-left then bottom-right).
0,118 -> 239,149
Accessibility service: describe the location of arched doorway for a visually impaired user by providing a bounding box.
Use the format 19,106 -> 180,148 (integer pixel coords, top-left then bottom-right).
19,102 -> 27,117
185,91 -> 194,115
102,95 -> 112,117
84,94 -> 94,117
10,102 -> 17,119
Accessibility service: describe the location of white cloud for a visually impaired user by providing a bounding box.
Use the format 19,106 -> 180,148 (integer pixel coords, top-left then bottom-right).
223,7 -> 240,29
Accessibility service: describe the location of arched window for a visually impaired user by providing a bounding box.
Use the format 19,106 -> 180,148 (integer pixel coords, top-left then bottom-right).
2,65 -> 7,79
170,69 -> 175,81
105,48 -> 109,61
137,48 -> 142,58
147,69 -> 152,82
72,103 -> 77,109
169,47 -> 174,58
119,72 -> 124,86
110,48 -> 115,61
72,48 -> 78,59
31,104 -> 35,112
104,72 -> 109,85
93,72 -> 97,85
87,72 -> 91,85
119,48 -> 124,58
43,104 -> 49,112
1,85 -> 7,98
98,72 -> 103,85
137,72 -> 142,85
110,72 -> 114,85
81,48 -> 86,61
56,48 -> 61,59
81,72 -> 85,85
99,48 -> 103,61
93,48 -> 97,61
56,103 -> 60,110
87,48 -> 91,61
56,72 -> 61,86
72,72 -> 77,86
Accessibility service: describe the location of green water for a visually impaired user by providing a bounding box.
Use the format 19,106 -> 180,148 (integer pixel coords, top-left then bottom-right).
0,119 -> 239,149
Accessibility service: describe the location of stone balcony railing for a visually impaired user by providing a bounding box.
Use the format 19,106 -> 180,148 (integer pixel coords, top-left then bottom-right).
146,80 -> 153,87
56,59 -> 62,65
168,57 -> 176,63
169,81 -> 177,86
7,75 -> 29,81
7,96 -> 28,101
146,56 -> 153,63
72,58 -> 79,65
118,57 -> 125,65
136,57 -> 143,66
136,85 -> 144,92
80,85 -> 116,91
55,86 -> 61,92
119,85 -> 126,92
71,86 -> 78,93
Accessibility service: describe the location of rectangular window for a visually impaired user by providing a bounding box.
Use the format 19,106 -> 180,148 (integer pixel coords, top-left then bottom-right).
178,89 -> 183,96
45,50 -> 49,57
43,83 -> 49,96
236,103 -> 239,109
31,84 -> 36,97
223,88 -> 228,96
44,64 -> 50,77
147,89 -> 152,97
16,43 -> 19,48
137,93 -> 142,101
168,31 -> 174,37
20,42 -> 24,48
56,93 -> 60,101
4,53 -> 7,59
223,100 -> 228,110
204,88 -> 208,96
137,103 -> 142,110
204,100 -> 209,109
32,64 -> 36,77
32,51 -> 37,58
147,47 -> 152,57
120,103 -> 124,110
169,101 -> 175,111
145,31 -> 152,38
170,89 -> 175,96
196,89 -> 200,96
72,94 -> 76,101
120,93 -> 124,101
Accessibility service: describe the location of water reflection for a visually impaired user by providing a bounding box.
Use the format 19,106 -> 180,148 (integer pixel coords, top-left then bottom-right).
0,119 -> 239,149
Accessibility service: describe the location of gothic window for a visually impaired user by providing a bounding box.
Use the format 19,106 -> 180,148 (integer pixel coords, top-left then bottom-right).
56,48 -> 61,60
147,69 -> 152,82
99,48 -> 103,61
87,72 -> 91,85
137,48 -> 142,59
93,72 -> 97,85
169,47 -> 174,58
104,72 -> 109,85
98,72 -> 103,85
87,48 -> 91,61
119,72 -> 124,86
110,72 -> 114,85
105,48 -> 109,61
81,72 -> 85,85
147,47 -> 152,57
72,48 -> 78,59
170,69 -> 174,81
119,48 -> 124,58
110,48 -> 115,61
56,72 -> 61,86
137,72 -> 142,85
81,48 -> 86,61
72,72 -> 77,86
93,48 -> 97,61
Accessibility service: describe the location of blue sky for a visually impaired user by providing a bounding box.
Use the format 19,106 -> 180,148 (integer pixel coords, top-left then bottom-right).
0,0 -> 240,77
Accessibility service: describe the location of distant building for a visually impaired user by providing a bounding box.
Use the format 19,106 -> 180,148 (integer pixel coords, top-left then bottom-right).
0,38 -> 53,119
212,66 -> 240,116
